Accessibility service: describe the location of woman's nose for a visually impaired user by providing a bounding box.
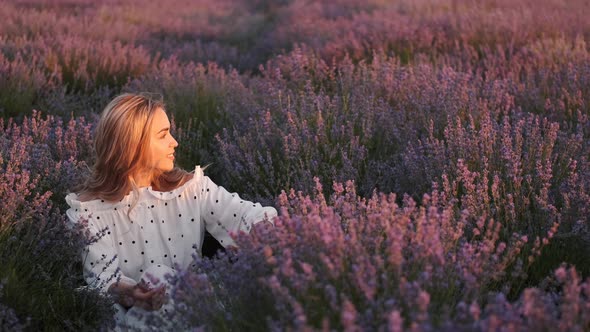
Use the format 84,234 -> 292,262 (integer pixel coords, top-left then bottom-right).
170,136 -> 179,147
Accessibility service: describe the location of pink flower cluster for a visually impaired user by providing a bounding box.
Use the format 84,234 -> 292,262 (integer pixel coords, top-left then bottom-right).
154,179 -> 590,330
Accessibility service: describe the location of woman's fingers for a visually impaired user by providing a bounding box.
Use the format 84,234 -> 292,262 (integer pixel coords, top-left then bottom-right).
136,279 -> 152,292
134,284 -> 163,298
132,284 -> 167,311
150,286 -> 167,309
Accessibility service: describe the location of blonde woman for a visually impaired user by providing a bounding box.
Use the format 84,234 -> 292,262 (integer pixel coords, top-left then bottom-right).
65,93 -> 277,330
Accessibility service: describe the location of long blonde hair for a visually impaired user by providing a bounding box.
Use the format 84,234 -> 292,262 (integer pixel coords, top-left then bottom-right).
75,93 -> 192,202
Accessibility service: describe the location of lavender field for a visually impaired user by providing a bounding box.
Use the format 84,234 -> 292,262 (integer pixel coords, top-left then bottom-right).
1,0 -> 590,330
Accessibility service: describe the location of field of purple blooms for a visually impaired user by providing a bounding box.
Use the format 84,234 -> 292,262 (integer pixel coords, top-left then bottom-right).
1,0 -> 590,330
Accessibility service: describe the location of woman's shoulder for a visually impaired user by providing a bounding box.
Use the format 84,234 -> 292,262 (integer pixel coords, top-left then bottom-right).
65,192 -> 125,219
146,165 -> 206,200
65,166 -> 206,216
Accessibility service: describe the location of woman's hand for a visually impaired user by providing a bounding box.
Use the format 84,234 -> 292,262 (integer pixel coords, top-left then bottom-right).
109,279 -> 167,311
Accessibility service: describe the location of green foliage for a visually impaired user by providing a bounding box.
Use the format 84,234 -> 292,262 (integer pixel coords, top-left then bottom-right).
0,218 -> 115,331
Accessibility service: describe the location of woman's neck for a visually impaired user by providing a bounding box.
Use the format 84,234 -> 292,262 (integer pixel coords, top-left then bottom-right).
134,170 -> 153,188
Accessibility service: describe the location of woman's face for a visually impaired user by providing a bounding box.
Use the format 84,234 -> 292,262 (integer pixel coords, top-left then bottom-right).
147,108 -> 178,173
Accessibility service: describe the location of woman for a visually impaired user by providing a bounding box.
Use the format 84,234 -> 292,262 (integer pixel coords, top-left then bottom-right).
65,93 -> 277,330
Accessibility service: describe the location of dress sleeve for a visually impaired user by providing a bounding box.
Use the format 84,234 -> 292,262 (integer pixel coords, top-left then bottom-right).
66,208 -> 136,293
197,174 -> 278,247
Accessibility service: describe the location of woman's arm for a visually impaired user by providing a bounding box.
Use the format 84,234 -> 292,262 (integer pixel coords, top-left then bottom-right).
65,207 -> 137,294
197,175 -> 278,247
66,210 -> 167,311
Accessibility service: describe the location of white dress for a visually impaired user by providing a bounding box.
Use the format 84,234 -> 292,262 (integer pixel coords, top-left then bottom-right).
65,165 -> 277,330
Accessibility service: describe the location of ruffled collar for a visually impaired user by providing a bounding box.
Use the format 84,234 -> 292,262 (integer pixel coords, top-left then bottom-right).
65,166 -> 203,212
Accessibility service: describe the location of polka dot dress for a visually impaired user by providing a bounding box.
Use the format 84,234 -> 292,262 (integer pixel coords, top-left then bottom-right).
65,165 -> 277,294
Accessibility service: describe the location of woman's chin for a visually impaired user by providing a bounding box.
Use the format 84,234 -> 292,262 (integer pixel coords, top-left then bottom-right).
157,162 -> 175,172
